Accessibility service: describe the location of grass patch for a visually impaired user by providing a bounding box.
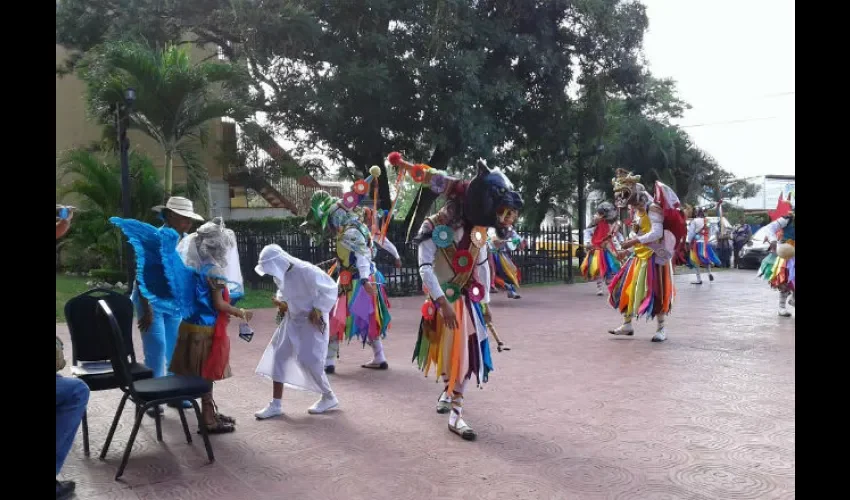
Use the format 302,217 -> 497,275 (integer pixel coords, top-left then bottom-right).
56,274 -> 96,322
56,274 -> 273,323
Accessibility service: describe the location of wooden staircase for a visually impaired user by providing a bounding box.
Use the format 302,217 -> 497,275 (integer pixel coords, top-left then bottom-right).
223,121 -> 339,216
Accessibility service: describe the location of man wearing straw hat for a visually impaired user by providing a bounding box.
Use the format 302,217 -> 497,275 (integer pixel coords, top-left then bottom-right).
117,197 -> 205,417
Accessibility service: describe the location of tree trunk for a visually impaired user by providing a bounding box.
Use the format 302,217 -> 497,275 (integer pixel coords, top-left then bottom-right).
164,149 -> 174,199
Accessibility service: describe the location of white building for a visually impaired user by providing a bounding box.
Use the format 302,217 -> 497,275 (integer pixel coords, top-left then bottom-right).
728,175 -> 795,210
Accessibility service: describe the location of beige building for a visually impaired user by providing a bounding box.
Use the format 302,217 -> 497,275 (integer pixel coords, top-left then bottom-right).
56,42 -> 334,219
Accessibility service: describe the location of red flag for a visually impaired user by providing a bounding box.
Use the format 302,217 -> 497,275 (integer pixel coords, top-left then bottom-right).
768,192 -> 792,221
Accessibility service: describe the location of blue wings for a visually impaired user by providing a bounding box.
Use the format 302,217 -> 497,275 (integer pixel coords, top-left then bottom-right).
109,218 -> 192,317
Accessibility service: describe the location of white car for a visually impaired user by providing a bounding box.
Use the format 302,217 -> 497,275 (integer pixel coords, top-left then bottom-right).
737,237 -> 771,270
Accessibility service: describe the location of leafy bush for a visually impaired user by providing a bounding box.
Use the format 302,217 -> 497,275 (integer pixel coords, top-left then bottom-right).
57,147 -> 165,272
90,268 -> 126,284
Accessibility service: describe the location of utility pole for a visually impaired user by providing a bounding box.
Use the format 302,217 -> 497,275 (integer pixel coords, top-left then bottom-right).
117,88 -> 136,290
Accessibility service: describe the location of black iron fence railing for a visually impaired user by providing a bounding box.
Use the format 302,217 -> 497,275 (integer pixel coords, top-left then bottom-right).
235,222 -> 575,296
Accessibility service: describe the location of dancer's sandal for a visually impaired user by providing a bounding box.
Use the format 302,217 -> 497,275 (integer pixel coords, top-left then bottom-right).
448,398 -> 476,441
199,418 -> 235,435
436,389 -> 451,414
210,400 -> 236,424
216,413 -> 236,424
496,341 -> 511,352
448,411 -> 476,441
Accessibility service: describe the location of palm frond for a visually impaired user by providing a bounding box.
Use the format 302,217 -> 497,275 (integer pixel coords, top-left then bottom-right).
76,40 -> 251,194
176,143 -> 210,214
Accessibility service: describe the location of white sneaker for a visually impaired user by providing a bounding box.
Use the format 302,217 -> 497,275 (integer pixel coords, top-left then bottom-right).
608,323 -> 634,336
255,402 -> 284,420
308,393 -> 339,414
788,296 -> 795,307
651,328 -> 667,342
596,288 -> 604,296
778,308 -> 791,317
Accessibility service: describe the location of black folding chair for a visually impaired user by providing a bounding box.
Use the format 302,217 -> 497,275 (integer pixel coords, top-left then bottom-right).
96,300 -> 215,480
64,288 -> 154,456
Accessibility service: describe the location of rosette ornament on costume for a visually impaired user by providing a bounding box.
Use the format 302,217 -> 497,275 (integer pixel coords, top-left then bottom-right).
341,192 -> 359,210
432,225 -> 454,248
470,227 -> 488,248
352,179 -> 370,195
441,282 -> 462,303
452,249 -> 474,273
467,281 -> 485,303
421,299 -> 437,320
430,173 -> 449,194
338,269 -> 353,286
410,164 -> 428,183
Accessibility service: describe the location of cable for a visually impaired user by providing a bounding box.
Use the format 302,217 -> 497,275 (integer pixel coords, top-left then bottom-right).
679,116 -> 781,128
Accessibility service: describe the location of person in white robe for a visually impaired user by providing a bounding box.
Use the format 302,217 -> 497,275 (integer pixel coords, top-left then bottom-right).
253,244 -> 341,419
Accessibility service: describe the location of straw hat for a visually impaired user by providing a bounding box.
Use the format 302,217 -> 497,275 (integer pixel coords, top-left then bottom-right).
151,196 -> 205,221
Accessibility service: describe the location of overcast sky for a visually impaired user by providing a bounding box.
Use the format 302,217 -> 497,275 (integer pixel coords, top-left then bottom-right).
641,0 -> 795,179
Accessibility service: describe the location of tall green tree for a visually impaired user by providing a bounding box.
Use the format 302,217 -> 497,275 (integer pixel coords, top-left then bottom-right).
76,41 -> 249,202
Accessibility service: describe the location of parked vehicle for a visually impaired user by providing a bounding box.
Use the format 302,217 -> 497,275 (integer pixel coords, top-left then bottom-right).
737,238 -> 770,270
532,230 -> 581,258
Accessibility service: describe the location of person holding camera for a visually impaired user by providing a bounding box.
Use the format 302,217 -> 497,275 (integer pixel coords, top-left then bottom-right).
56,205 -> 89,500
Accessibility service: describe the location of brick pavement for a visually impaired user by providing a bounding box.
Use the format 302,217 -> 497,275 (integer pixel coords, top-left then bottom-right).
57,269 -> 794,499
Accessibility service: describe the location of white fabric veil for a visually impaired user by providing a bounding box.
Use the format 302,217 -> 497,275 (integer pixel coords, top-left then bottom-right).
254,244 -> 314,292
179,217 -> 244,298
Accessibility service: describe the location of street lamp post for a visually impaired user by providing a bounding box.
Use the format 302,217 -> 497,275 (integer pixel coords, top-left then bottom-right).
117,88 -> 136,289
575,144 -> 605,264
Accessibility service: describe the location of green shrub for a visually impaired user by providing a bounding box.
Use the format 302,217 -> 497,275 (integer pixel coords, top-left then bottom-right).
90,268 -> 127,284
57,147 -> 165,272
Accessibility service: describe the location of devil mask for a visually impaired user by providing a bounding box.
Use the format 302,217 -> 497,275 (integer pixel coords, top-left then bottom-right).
463,160 -> 524,228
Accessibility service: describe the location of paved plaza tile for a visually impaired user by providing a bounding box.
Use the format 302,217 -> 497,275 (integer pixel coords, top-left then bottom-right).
58,270 -> 794,499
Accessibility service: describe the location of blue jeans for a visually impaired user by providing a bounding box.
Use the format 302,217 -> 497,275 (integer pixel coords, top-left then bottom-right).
56,375 -> 89,476
143,309 -> 182,378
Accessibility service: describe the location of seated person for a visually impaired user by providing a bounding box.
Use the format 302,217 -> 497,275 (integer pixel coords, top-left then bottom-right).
56,206 -> 90,500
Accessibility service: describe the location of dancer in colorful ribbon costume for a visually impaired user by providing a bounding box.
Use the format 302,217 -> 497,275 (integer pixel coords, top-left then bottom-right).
758,208 -> 795,317
253,244 -> 341,419
389,152 -> 523,440
686,206 -> 721,284
301,167 -> 393,374
581,202 -> 622,296
487,209 -> 524,298
607,169 -> 686,342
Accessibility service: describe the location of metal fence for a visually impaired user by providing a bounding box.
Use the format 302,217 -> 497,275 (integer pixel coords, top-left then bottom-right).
235,222 -> 575,297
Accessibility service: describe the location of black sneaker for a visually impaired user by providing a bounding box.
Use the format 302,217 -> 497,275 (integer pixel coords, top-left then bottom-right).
56,480 -> 75,500
324,365 -> 335,375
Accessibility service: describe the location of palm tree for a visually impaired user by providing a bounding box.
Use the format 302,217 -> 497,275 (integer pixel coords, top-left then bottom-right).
77,41 -> 248,203
57,147 -> 165,271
